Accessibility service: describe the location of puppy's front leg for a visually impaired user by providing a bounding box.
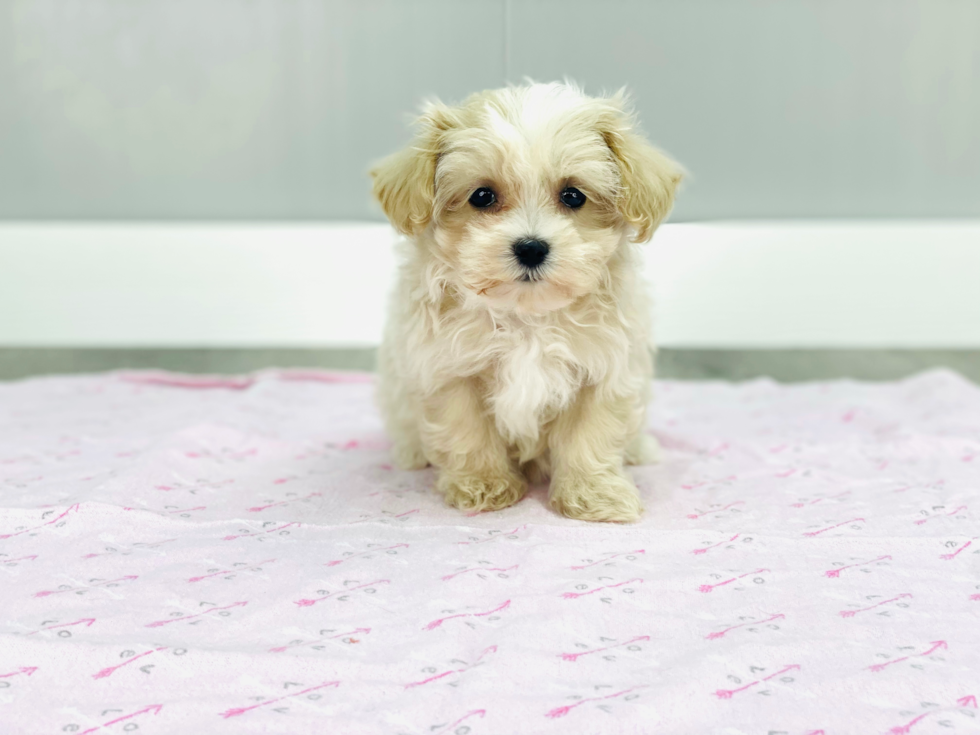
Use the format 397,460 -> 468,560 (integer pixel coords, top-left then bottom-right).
549,385 -> 644,523
420,379 -> 526,513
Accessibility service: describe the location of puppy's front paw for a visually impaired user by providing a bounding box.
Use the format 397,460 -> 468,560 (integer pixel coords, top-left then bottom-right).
438,471 -> 526,513
550,470 -> 643,523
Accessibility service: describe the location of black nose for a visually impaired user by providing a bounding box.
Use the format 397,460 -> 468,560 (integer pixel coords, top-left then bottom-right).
513,239 -> 549,269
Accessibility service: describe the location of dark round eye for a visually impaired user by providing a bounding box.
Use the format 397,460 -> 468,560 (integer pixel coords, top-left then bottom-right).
560,187 -> 586,209
469,187 -> 496,208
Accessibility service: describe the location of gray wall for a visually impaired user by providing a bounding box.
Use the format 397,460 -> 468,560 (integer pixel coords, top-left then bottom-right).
1,0 -> 978,222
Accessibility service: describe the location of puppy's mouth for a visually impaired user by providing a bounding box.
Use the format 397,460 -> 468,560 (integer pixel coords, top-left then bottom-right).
519,269 -> 546,284
475,270 -> 547,293
469,272 -> 576,313
475,272 -> 543,296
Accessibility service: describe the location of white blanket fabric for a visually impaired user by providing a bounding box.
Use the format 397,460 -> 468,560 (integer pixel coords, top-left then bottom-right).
1,369 -> 978,734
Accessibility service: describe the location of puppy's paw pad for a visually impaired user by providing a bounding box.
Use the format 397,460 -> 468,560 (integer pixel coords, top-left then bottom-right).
625,434 -> 661,466
439,473 -> 526,512
550,472 -> 643,523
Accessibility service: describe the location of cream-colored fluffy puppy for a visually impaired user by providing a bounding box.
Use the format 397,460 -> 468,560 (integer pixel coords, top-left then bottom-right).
371,82 -> 681,523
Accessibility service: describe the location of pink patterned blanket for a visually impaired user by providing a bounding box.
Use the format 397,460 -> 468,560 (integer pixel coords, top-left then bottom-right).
1,369 -> 978,734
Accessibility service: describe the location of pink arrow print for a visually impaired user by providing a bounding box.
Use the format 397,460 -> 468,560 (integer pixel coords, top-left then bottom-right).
424,599 -> 511,630
840,593 -> 912,618
714,664 -> 801,699
223,522 -> 298,541
165,505 -> 206,515
434,710 -> 486,735
914,505 -> 968,525
220,681 -> 340,719
1,555 -> 38,564
888,694 -> 977,734
268,627 -> 371,653
349,509 -> 419,525
691,534 -> 739,556
337,437 -> 389,450
868,640 -> 947,672
441,564 -> 518,581
824,555 -> 892,578
93,647 -> 168,679
34,575 -> 138,598
570,549 -> 646,569
187,559 -> 276,583
0,666 -> 37,679
687,501 -> 743,520
144,601 -> 248,628
545,685 -> 648,719
680,474 -> 738,490
325,544 -> 409,567
24,618 -> 96,636
458,524 -> 527,545
294,580 -> 389,607
699,568 -> 769,593
81,538 -> 175,559
791,490 -> 851,508
803,518 -> 865,537
79,704 -> 163,735
558,636 -> 650,661
706,613 -> 785,640
247,491 -> 322,513
0,504 -> 79,539
405,645 -> 497,688
561,578 -> 643,599
940,540 -> 974,560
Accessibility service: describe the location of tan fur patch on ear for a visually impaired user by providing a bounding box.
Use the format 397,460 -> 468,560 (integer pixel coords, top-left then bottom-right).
370,103 -> 456,236
370,146 -> 435,236
600,95 -> 683,243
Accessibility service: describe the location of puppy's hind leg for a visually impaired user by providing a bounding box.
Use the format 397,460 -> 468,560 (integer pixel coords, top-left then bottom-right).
624,357 -> 659,466
625,432 -> 661,466
421,379 -> 526,512
378,349 -> 428,470
389,406 -> 428,470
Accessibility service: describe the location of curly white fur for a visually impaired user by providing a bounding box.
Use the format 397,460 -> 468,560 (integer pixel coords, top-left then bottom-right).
371,82 -> 681,522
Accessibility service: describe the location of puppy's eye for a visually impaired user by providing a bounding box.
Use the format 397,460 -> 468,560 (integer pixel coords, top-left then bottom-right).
560,187 -> 586,209
469,187 -> 496,208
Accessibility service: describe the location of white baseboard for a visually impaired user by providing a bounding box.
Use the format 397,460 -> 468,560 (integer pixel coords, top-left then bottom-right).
1,220 -> 978,348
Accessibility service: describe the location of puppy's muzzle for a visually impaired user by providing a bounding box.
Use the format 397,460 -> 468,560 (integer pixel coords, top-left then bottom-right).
513,238 -> 549,271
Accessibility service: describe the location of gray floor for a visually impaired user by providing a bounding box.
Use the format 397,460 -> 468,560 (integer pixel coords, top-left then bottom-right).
2,348 -> 979,384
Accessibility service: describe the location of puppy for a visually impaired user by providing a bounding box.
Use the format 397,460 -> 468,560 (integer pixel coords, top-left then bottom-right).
370,82 -> 681,522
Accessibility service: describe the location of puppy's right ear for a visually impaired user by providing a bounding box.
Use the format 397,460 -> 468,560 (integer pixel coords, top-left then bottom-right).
370,103 -> 454,236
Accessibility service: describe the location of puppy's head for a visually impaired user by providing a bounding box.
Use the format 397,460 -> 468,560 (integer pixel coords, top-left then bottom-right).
371,83 -> 682,313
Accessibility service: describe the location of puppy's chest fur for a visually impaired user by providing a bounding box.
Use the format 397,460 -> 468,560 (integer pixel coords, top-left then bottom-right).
405,265 -> 643,448
481,324 -> 585,444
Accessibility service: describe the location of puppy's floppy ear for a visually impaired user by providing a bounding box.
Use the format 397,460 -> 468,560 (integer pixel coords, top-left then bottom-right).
370,102 -> 455,236
599,92 -> 683,243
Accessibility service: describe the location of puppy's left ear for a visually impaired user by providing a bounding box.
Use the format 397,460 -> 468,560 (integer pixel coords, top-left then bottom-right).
599,94 -> 684,243
370,103 -> 455,236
